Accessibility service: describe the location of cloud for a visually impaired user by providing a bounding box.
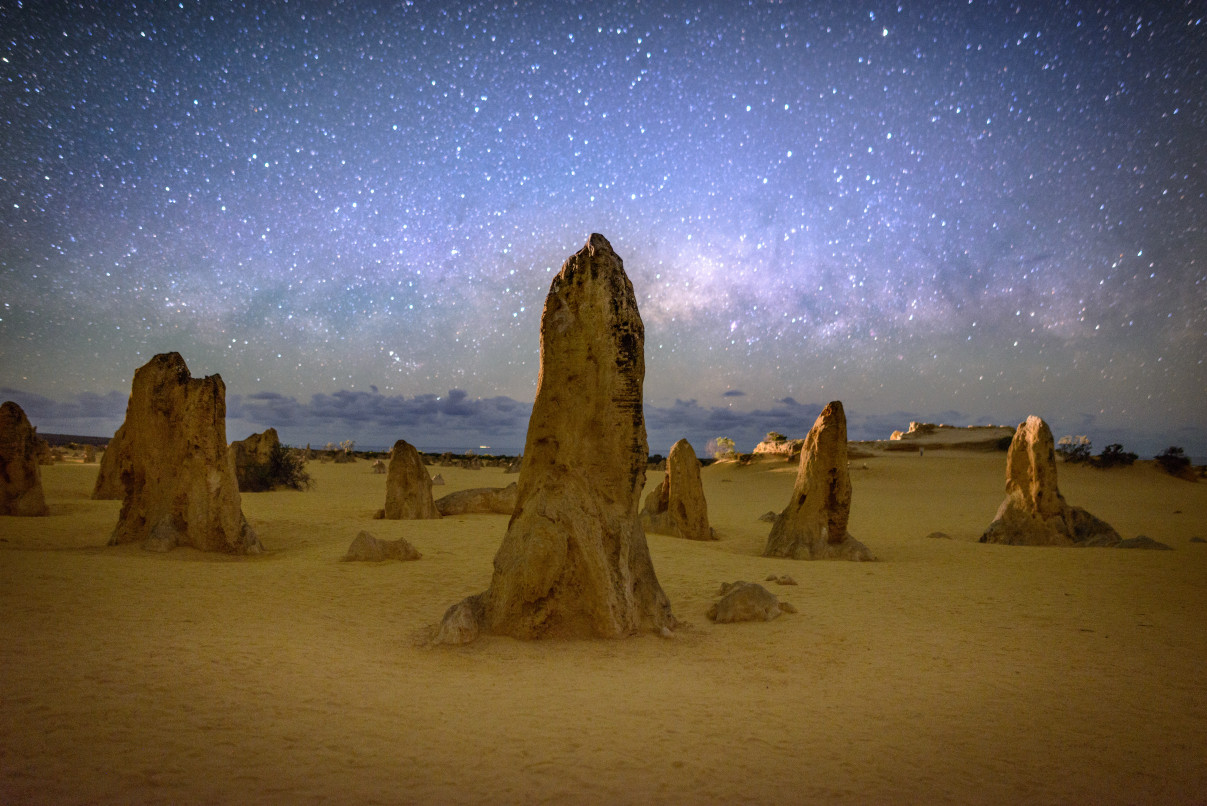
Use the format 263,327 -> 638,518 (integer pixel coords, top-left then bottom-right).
0,387 -> 128,436
721,389 -> 746,398
6,384 -> 1200,460
227,388 -> 533,450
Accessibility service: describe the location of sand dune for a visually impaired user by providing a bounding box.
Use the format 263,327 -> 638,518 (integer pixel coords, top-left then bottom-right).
2,453 -> 1205,804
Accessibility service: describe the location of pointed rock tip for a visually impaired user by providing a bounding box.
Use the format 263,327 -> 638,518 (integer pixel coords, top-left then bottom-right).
586,232 -> 614,255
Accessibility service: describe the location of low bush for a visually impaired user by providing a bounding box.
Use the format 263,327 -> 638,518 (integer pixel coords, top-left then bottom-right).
1155,446 -> 1191,478
1091,443 -> 1138,469
1056,435 -> 1092,464
241,443 -> 313,492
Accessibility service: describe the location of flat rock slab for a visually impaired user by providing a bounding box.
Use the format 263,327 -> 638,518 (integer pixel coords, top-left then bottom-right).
707,581 -> 795,623
343,531 -> 421,561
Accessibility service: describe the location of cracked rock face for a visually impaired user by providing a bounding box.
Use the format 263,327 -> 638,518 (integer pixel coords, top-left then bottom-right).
763,400 -> 874,561
107,352 -> 261,554
435,233 -> 677,644
980,415 -> 1121,547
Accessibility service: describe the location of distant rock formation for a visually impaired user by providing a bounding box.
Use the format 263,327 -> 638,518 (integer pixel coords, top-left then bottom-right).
435,483 -> 517,516
82,444 -> 96,463
752,436 -> 804,457
371,458 -> 386,474
980,415 -> 1122,547
342,530 -> 421,561
431,473 -> 445,486
435,233 -> 677,644
886,421 -> 1016,451
228,427 -> 280,490
107,353 -> 261,554
381,439 -> 441,520
91,423 -> 129,500
707,581 -> 795,623
504,455 -> 522,474
641,438 -> 715,540
763,400 -> 875,561
0,401 -> 50,516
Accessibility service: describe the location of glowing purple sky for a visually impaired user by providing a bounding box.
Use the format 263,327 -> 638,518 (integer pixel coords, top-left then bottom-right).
2,2 -> 1204,455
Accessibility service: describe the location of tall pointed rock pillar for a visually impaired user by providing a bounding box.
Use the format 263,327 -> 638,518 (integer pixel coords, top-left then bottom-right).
763,400 -> 874,561
980,415 -> 1121,546
435,233 -> 677,643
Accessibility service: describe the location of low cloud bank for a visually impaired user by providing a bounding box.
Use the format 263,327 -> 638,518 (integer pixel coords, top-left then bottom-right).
5,385 -> 1201,460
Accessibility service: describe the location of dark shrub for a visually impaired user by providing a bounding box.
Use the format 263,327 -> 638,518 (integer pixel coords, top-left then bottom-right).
1155,446 -> 1191,477
1092,443 -> 1138,469
1055,435 -> 1092,464
241,443 -> 313,492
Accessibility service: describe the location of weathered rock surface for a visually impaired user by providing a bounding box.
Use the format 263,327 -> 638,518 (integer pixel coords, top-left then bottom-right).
343,530 -> 421,561
979,415 -> 1122,547
763,401 -> 874,561
707,581 -> 793,623
228,427 -> 280,490
107,352 -> 261,554
435,233 -> 677,644
382,439 -> 441,520
641,438 -> 715,540
91,424 -> 130,499
435,483 -> 518,516
0,401 -> 50,516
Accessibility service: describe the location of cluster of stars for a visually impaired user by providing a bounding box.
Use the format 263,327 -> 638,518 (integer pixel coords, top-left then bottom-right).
0,1 -> 1203,450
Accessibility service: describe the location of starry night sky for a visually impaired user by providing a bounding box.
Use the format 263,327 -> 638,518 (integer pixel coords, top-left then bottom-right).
2,1 -> 1204,456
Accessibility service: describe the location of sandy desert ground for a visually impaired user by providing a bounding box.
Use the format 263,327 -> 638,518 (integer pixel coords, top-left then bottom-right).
2,449 -> 1205,805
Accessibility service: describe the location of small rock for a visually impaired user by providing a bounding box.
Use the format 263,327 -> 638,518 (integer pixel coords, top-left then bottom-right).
343,530 -> 421,561
707,581 -> 790,623
925,531 -> 952,539
757,511 -> 778,523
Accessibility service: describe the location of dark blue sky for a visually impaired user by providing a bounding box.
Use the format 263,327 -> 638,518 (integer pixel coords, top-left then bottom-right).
2,1 -> 1204,456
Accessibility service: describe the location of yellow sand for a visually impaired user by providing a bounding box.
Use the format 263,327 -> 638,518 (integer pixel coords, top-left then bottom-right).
2,452 -> 1205,805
